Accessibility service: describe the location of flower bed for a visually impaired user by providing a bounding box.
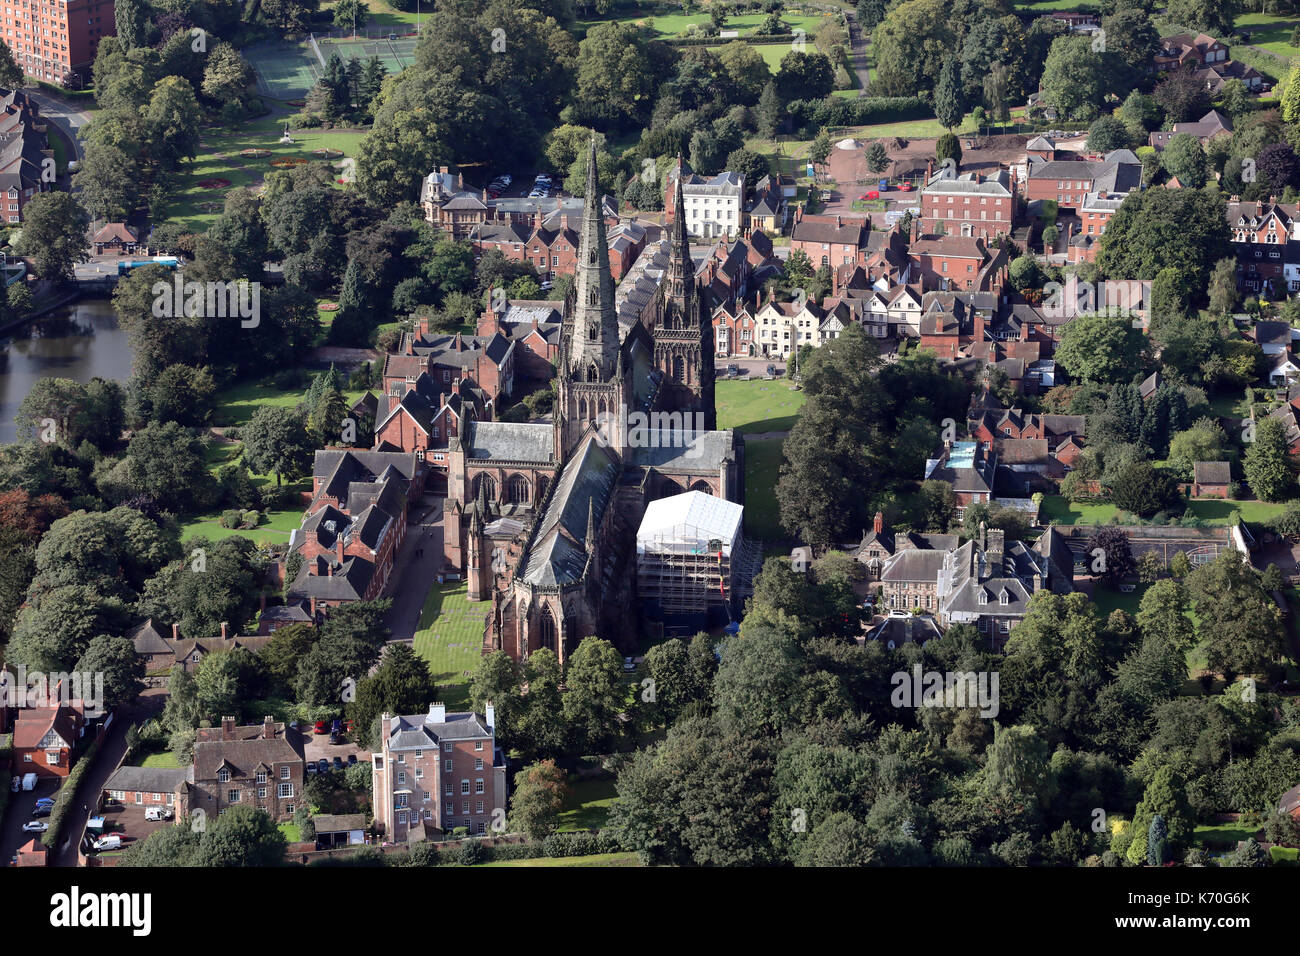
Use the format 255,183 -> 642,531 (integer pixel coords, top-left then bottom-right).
197,177 -> 232,189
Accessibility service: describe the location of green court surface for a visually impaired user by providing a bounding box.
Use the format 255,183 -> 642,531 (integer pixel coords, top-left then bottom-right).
318,33 -> 417,74
246,41 -> 323,100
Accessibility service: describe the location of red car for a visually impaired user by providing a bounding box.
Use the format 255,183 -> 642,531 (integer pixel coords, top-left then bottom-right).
860,190 -> 880,200
313,720 -> 328,735
898,182 -> 914,192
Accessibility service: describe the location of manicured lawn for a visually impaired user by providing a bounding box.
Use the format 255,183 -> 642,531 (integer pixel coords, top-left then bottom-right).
169,117 -> 367,231
1271,845 -> 1299,863
556,776 -> 619,832
211,376 -> 365,429
279,822 -> 302,843
411,582 -> 484,709
1194,822 -> 1258,847
587,11 -> 831,39
706,41 -> 791,72
742,437 -> 784,543
1236,11 -> 1300,58
1039,495 -> 1284,527
138,750 -> 181,769
1015,0 -> 1099,10
178,503 -> 306,546
478,851 -> 641,867
1090,582 -> 1144,619
329,0 -> 423,30
715,378 -> 806,433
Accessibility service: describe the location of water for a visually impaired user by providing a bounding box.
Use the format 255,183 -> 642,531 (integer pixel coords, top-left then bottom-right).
0,298 -> 135,444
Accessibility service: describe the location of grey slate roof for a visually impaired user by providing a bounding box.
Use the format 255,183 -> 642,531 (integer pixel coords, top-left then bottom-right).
105,765 -> 189,794
465,420 -> 555,463
522,435 -> 619,587
1194,461 -> 1231,484
387,710 -> 493,750
631,429 -> 735,473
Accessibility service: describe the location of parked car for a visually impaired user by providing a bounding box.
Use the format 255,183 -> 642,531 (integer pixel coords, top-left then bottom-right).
35,796 -> 54,807
317,758 -> 329,774
726,364 -> 739,375
331,719 -> 343,734
92,835 -> 122,852
329,732 -> 342,745
495,174 -> 512,187
860,190 -> 880,200
307,761 -> 318,774
622,656 -> 636,672
313,720 -> 328,734
898,182 -> 914,192
765,364 -> 776,376
30,805 -> 50,818
22,821 -> 48,832
347,754 -> 357,765
144,807 -> 173,822
332,756 -> 344,770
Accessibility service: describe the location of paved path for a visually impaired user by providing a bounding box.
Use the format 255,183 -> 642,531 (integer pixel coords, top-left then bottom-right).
843,9 -> 872,97
25,88 -> 90,162
384,496 -> 445,644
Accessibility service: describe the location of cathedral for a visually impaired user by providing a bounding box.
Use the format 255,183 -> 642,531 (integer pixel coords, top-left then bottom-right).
442,141 -> 741,665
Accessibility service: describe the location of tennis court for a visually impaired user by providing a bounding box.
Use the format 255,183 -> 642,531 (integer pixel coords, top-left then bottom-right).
318,33 -> 418,74
246,41 -> 323,100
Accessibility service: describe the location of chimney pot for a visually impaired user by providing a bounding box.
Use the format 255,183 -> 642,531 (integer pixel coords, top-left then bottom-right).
221,715 -> 235,741
263,715 -> 275,740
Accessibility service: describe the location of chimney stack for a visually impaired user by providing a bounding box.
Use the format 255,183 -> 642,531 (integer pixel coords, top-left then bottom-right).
485,701 -> 495,734
221,716 -> 235,741
873,511 -> 884,535
337,534 -> 346,564
263,715 -> 275,740
380,712 -> 392,746
171,622 -> 180,641
220,621 -> 229,640
427,701 -> 446,724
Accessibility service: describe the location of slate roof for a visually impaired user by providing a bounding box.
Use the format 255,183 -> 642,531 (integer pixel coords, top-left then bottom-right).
868,615 -> 942,644
882,548 -> 950,583
387,710 -> 494,750
521,435 -> 619,587
105,765 -> 189,794
290,554 -> 376,601
1193,461 -> 1231,485
193,723 -> 305,781
128,619 -> 172,655
465,420 -> 554,463
631,429 -> 735,473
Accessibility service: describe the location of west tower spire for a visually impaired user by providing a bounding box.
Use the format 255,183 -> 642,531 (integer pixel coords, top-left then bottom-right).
568,137 -> 620,381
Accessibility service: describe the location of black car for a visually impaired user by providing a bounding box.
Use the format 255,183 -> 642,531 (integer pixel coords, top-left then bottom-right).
31,805 -> 50,817
329,732 -> 342,745
347,754 -> 357,765
332,756 -> 344,771
317,758 -> 329,774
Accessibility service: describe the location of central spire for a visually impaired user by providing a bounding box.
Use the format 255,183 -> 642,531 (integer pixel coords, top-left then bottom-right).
667,153 -> 693,320
568,136 -> 620,381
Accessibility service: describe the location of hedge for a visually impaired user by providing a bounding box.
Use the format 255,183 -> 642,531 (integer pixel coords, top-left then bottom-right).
0,734 -> 11,824
44,737 -> 101,850
785,95 -> 931,131
661,32 -> 808,47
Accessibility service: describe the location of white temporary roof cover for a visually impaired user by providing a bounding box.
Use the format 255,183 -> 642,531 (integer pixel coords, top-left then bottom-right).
636,491 -> 743,556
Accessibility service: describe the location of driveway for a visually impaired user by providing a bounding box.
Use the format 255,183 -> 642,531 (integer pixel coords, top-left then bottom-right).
1,774 -> 61,865
24,88 -> 89,162
384,495 -> 444,643
48,688 -> 166,867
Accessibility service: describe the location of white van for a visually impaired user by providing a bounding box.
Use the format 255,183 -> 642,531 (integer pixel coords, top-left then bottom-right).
91,835 -> 121,852
144,807 -> 173,822
21,773 -> 37,791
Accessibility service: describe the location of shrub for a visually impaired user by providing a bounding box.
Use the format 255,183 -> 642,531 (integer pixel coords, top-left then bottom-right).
407,842 -> 442,866
219,509 -> 243,528
457,840 -> 486,866
239,510 -> 260,529
542,831 -> 599,858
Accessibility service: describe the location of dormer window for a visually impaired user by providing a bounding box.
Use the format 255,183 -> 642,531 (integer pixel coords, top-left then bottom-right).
978,590 -> 988,605
999,589 -> 1009,606
217,768 -> 230,783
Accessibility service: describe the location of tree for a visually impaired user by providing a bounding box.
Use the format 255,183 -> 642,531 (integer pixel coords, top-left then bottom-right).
1224,837 -> 1268,867
1186,551 -> 1286,677
756,81 -> 782,138
1054,312 -> 1145,385
120,421 -> 214,512
562,637 -> 626,753
1086,115 -> 1132,153
570,20 -> 670,130
1147,813 -> 1169,865
240,406 -> 313,486
470,650 -> 523,746
1109,461 -> 1181,518
1097,187 -> 1227,287
935,131 -> 961,168
1244,417 -> 1295,503
16,192 -> 91,281
934,55 -> 965,131
0,38 -> 20,88
866,140 -> 890,175
1130,765 -> 1194,858
515,648 -> 568,758
725,148 -> 770,190
717,42 -> 768,105
114,0 -> 149,49
74,635 -> 145,710
202,43 -> 255,108
775,51 -> 834,103
1258,142 -> 1300,194
333,0 -> 366,31
1207,256 -> 1239,315
856,0 -> 888,31
1137,580 -> 1195,653
1154,68 -> 1211,125
1087,525 -> 1135,584
1161,133 -> 1208,188
1284,60 -> 1300,125
1040,35 -> 1108,122
192,805 -> 288,867
871,0 -> 960,97
118,822 -> 201,866
145,76 -> 204,168
509,759 -> 569,840
348,644 -> 436,749
1165,0 -> 1236,37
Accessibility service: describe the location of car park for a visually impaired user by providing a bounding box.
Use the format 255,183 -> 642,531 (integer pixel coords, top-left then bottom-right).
317,758 -> 329,774
332,757 -> 344,771
860,190 -> 880,200
91,835 -> 122,852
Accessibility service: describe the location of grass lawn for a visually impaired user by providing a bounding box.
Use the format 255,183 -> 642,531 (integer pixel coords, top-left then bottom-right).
169,117 -> 367,232
1039,496 -> 1120,525
742,437 -> 784,543
715,378 -> 806,433
1207,391 -> 1252,418
138,750 -> 182,769
279,822 -> 302,843
588,11 -> 831,39
478,851 -> 641,867
556,776 -> 619,832
1271,845 -> 1299,863
411,582 -> 484,709
178,502 -> 306,546
211,376 -> 366,429
706,41 -> 790,72
1039,495 -> 1283,527
1015,0 -> 1099,10
1186,499 -> 1286,524
1236,11 -> 1300,58
1090,582 -> 1144,619
1195,822 -> 1258,847
328,0 -> 423,30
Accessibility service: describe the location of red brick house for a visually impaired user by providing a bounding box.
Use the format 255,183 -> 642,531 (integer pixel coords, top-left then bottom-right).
13,703 -> 86,779
470,208 -> 644,282
91,222 -> 138,256
103,765 -> 190,816
190,716 -> 306,823
921,167 -> 1015,240
1022,149 -> 1142,211
1155,32 -> 1228,71
791,209 -> 870,268
372,703 -> 507,841
1225,197 -> 1300,295
909,235 -> 1008,291
712,299 -> 757,357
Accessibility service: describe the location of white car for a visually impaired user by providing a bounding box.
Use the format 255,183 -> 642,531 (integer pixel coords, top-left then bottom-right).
22,821 -> 48,832
494,174 -> 512,186
887,609 -> 909,618
622,657 -> 636,672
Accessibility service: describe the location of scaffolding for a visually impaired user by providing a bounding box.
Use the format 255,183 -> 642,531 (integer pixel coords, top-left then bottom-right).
636,492 -> 745,615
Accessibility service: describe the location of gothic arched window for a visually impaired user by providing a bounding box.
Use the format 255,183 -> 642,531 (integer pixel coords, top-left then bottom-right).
536,605 -> 556,651
472,473 -> 496,502
672,355 -> 686,382
506,474 -> 530,505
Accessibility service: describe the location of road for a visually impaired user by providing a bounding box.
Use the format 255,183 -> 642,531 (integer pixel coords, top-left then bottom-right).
24,88 -> 89,162
383,496 -> 445,643
843,8 -> 872,97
